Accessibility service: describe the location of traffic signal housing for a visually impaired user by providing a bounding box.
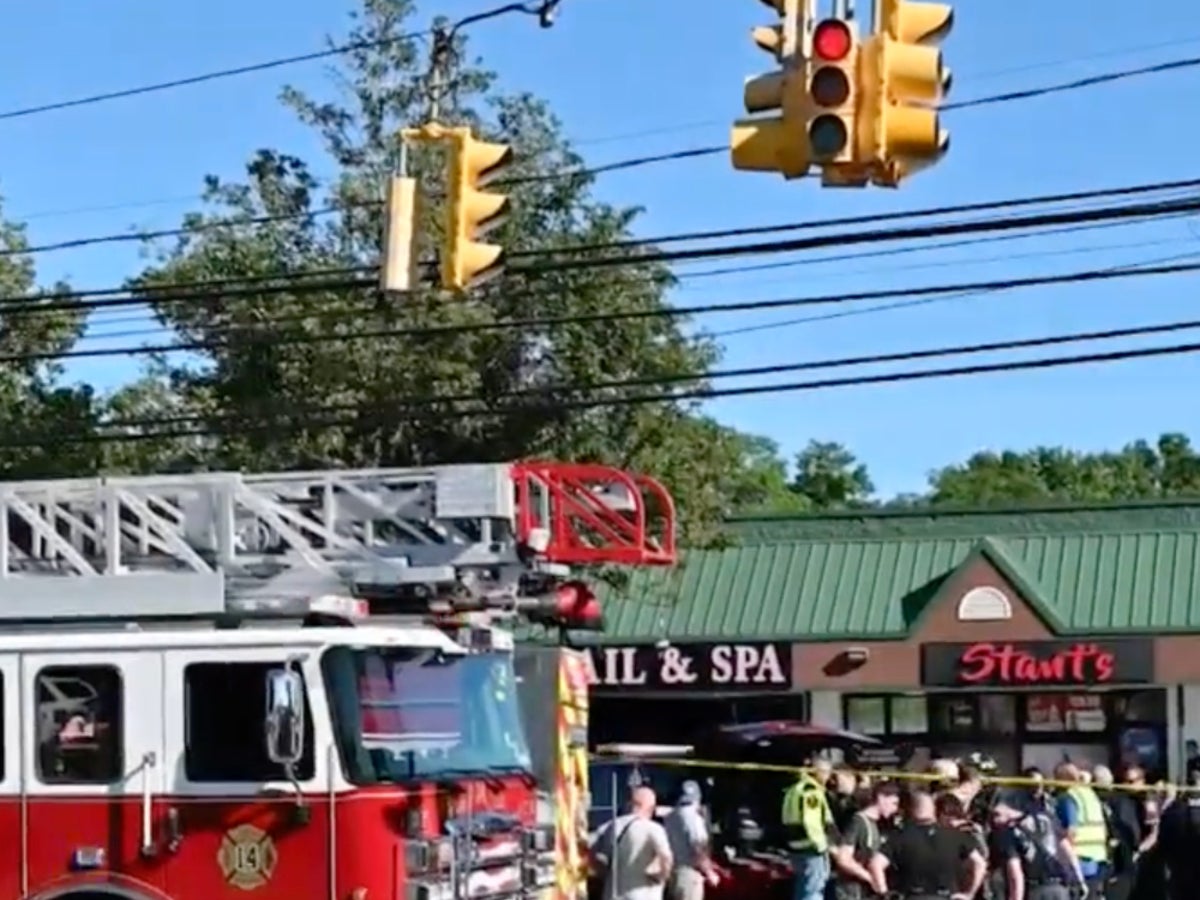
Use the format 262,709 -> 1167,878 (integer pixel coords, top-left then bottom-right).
806,18 -> 869,186
730,0 -> 809,178
380,175 -> 419,293
861,0 -> 953,186
442,128 -> 513,291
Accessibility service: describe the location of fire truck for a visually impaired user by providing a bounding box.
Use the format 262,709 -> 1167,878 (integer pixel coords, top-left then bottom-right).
0,461 -> 675,900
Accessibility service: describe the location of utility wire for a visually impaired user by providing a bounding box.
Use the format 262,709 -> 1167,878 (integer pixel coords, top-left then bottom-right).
0,194 -> 1193,337
81,221 -> 1189,342
7,166 -> 1198,268
21,323 -> 1200,448
6,257 -> 1200,368
0,0 -> 559,122
520,196 -> 1200,273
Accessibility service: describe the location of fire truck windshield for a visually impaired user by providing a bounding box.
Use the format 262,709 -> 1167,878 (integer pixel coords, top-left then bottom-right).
322,645 -> 532,784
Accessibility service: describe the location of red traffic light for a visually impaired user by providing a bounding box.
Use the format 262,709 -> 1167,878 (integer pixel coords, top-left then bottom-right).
813,19 -> 852,61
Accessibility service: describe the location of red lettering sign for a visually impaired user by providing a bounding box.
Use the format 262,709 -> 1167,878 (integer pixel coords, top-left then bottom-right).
957,642 -> 1117,685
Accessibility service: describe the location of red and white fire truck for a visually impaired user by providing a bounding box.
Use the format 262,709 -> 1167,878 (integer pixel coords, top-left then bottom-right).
0,460 -> 675,900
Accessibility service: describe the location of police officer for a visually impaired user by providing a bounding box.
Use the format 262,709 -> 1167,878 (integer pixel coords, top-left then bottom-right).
874,789 -> 986,900
991,790 -> 1074,900
782,757 -> 836,900
1054,763 -> 1109,898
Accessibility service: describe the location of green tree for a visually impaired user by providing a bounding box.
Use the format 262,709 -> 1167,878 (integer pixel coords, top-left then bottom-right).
789,440 -> 874,509
119,0 -> 788,544
0,198 -> 95,477
926,433 -> 1200,505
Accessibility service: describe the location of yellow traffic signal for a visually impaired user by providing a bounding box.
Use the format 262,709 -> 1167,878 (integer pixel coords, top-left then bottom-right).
730,0 -> 809,178
806,18 -> 870,187
380,175 -> 419,293
861,0 -> 953,187
442,128 -> 513,291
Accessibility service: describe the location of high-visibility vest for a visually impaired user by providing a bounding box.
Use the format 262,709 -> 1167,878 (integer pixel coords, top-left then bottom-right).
1065,785 -> 1108,863
780,773 -> 832,854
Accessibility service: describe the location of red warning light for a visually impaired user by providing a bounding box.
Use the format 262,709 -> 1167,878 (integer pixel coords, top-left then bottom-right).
813,19 -> 852,61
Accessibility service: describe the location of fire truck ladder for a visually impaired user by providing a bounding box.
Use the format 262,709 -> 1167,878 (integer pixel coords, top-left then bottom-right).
0,461 -> 676,622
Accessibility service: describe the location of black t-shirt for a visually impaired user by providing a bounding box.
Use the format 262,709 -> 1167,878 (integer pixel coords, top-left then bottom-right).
883,822 -> 976,893
988,823 -> 1020,870
1159,797 -> 1200,884
834,812 -> 882,899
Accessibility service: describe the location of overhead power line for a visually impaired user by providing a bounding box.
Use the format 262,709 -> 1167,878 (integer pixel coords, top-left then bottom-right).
0,190 -> 1193,332
523,196 -> 1200,273
7,166 -> 1199,264
0,0 -> 558,122
16,316 -> 1200,449
5,257 -> 1200,368
82,221 -> 1188,341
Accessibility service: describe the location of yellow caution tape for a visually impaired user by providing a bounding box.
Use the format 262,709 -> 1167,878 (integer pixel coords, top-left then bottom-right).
589,753 -> 1186,794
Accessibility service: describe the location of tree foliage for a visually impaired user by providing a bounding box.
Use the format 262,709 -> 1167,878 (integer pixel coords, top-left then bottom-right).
925,433 -> 1200,506
111,0 -> 789,543
0,198 -> 95,477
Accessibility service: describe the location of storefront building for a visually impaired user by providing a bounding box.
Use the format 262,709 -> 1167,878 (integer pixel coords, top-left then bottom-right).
572,500 -> 1200,781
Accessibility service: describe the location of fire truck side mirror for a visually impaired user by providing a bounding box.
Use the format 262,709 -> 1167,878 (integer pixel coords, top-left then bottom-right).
264,667 -> 306,767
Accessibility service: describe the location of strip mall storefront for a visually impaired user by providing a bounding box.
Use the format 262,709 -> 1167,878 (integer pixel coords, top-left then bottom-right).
578,504 -> 1200,783
796,561 -> 1196,780
839,638 -> 1166,777
583,640 -> 807,747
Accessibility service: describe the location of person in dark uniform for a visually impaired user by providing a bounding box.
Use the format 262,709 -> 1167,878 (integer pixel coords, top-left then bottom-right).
989,790 -> 1073,900
936,793 -> 990,899
873,789 -> 986,900
829,764 -> 861,834
830,781 -> 900,899
1156,770 -> 1200,900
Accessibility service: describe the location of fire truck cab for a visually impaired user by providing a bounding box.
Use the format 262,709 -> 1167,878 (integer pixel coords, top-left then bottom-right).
0,461 -> 675,900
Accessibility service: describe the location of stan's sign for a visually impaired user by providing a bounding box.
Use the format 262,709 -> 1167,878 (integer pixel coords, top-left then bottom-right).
921,640 -> 1155,688
585,642 -> 793,692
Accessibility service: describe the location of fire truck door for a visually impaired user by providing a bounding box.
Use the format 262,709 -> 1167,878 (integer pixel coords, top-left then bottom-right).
161,647 -> 331,900
19,649 -> 167,897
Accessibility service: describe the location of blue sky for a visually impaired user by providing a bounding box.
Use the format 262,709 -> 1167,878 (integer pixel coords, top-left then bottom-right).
2,0 -> 1200,496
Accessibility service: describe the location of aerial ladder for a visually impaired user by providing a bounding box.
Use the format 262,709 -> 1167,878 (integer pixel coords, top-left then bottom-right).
0,460 -> 675,623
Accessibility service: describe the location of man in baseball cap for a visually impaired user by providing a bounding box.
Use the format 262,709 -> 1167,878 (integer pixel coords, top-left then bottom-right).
664,780 -> 719,900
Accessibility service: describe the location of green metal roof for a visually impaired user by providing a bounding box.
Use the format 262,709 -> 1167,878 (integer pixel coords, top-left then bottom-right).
728,499 -> 1200,543
584,528 -> 1200,644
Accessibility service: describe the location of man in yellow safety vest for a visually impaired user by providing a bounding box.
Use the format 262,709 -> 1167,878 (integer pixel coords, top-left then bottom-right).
781,756 -> 835,900
1053,762 -> 1108,899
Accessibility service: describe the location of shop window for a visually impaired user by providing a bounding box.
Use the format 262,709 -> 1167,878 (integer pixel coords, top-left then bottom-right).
36,665 -> 122,784
1111,690 -> 1166,724
890,695 -> 928,734
845,696 -> 887,735
929,694 -> 976,736
1025,694 -> 1106,733
184,662 -> 315,782
978,694 -> 1017,735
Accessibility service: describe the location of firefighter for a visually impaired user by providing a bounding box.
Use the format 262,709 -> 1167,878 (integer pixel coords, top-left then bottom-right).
1054,762 -> 1109,898
782,756 -> 836,900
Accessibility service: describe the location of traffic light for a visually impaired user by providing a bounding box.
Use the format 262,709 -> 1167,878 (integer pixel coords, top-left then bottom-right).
861,0 -> 953,186
380,175 -> 419,293
442,127 -> 513,291
730,0 -> 809,178
806,18 -> 869,186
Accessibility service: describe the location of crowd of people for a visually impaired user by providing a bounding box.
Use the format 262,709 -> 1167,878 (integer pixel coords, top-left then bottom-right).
590,753 -> 1200,900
